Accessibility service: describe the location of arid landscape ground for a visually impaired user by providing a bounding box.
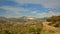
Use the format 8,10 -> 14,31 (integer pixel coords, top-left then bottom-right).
0,16 -> 60,34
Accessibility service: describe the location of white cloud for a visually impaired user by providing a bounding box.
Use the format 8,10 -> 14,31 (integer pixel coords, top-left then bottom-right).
9,0 -> 60,8
0,6 -> 32,18
31,11 -> 37,14
37,11 -> 60,18
0,6 -> 30,15
0,6 -> 60,18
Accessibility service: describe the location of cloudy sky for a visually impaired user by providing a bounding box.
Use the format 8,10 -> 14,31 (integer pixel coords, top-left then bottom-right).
0,0 -> 60,18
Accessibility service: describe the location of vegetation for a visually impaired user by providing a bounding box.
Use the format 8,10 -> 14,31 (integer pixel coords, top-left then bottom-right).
47,16 -> 60,27
0,20 -> 43,34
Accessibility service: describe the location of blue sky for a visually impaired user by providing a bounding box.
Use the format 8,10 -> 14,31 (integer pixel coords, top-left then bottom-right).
0,0 -> 60,18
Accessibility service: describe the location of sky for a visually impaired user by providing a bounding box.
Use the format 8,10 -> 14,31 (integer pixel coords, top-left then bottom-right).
0,0 -> 60,18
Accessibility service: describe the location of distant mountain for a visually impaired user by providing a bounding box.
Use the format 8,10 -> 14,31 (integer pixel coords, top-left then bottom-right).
0,16 -> 8,21
0,16 -> 43,23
